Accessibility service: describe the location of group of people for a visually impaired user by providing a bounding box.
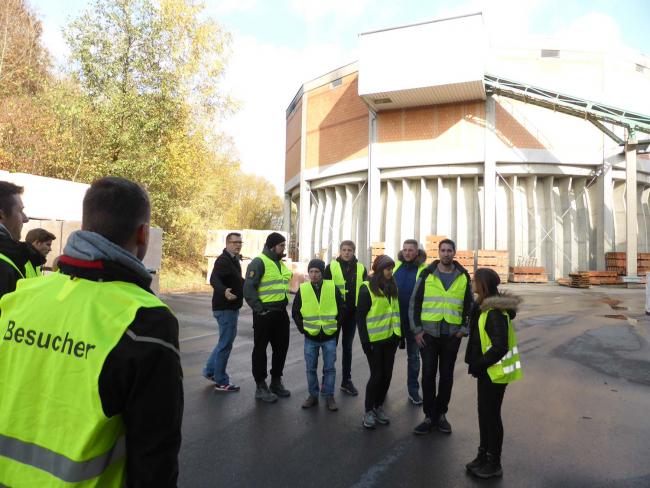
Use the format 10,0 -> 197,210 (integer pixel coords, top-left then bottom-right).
204,231 -> 523,479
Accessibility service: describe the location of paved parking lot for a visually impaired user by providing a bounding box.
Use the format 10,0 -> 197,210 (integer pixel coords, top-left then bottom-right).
166,284 -> 650,488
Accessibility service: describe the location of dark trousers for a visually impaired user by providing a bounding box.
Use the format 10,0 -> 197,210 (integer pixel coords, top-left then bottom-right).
252,309 -> 290,383
339,314 -> 357,383
363,340 -> 398,412
420,334 -> 461,419
477,374 -> 507,457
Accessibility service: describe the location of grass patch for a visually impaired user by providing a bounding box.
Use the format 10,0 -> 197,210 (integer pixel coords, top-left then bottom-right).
159,263 -> 211,294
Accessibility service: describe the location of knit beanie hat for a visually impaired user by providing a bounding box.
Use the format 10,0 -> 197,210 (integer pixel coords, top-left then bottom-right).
307,259 -> 325,274
265,232 -> 286,249
372,254 -> 395,274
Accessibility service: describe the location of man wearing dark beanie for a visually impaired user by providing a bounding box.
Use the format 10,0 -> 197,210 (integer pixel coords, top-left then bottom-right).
292,259 -> 345,411
244,232 -> 293,402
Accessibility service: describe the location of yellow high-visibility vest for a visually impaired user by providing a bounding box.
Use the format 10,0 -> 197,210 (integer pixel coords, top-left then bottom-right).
258,253 -> 292,303
478,309 -> 523,384
299,280 -> 338,336
362,282 -> 401,342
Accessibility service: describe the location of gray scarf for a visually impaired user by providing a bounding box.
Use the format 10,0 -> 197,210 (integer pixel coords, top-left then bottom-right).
64,230 -> 152,286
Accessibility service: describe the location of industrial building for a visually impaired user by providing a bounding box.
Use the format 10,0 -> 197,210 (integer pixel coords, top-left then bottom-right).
282,13 -> 650,279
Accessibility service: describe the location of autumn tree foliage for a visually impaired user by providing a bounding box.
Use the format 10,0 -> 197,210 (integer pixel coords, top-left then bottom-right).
0,0 -> 282,265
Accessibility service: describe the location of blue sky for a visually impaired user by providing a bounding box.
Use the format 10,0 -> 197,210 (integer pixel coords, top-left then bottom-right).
31,0 -> 650,194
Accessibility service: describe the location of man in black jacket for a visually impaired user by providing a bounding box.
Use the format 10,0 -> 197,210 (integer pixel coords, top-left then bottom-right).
0,181 -> 43,297
203,232 -> 245,392
0,177 -> 182,487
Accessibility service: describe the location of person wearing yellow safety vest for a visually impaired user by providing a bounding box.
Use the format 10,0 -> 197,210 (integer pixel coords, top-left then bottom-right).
323,240 -> 367,397
0,177 -> 183,487
0,181 -> 43,299
410,238 -> 473,436
244,232 -> 293,403
292,259 -> 346,411
25,227 -> 57,275
392,239 -> 427,405
464,268 -> 522,479
356,255 -> 402,429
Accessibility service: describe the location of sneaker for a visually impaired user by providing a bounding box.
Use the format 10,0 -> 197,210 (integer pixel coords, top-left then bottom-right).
302,395 -> 318,409
340,381 -> 358,396
326,396 -> 338,411
472,453 -> 503,479
437,414 -> 452,434
373,406 -> 390,425
255,382 -> 278,403
408,392 -> 423,405
363,410 -> 376,429
413,418 -> 433,435
215,383 -> 240,392
465,448 -> 487,473
269,378 -> 291,398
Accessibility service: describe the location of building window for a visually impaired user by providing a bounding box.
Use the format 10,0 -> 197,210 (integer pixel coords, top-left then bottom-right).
541,49 -> 560,58
330,78 -> 342,89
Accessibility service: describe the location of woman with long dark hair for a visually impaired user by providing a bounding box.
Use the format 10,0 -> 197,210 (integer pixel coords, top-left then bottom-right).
356,255 -> 402,429
464,267 -> 523,479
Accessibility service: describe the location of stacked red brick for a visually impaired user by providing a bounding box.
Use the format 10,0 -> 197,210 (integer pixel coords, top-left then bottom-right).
605,252 -> 650,276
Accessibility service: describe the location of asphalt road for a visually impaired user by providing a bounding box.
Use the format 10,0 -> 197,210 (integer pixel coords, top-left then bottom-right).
164,284 -> 650,488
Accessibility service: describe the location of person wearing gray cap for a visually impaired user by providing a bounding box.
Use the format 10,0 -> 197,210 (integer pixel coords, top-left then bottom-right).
244,232 -> 293,403
292,259 -> 346,411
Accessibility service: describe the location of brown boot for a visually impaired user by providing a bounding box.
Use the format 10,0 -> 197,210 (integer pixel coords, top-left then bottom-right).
301,395 -> 318,409
326,396 -> 338,411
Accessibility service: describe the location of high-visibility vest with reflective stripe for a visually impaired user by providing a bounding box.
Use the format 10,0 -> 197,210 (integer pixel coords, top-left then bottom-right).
257,253 -> 292,303
393,260 -> 426,280
0,253 -> 40,279
299,280 -> 338,337
478,309 -> 523,384
362,282 -> 402,343
329,260 -> 364,306
0,272 -> 170,487
421,272 -> 467,325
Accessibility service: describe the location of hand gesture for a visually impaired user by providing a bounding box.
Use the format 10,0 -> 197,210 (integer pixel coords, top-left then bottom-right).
225,288 -> 237,301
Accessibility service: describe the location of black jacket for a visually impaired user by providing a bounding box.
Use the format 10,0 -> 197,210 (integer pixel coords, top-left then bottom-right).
57,255 -> 183,487
291,280 -> 346,342
323,257 -> 368,316
210,249 -> 244,310
465,293 -> 522,378
0,232 -> 45,298
355,284 -> 400,348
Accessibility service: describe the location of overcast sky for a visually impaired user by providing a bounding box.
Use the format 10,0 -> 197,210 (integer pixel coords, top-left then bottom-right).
31,0 -> 650,195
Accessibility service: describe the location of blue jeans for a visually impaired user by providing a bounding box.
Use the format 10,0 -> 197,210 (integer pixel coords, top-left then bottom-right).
203,309 -> 239,384
405,327 -> 421,396
304,337 -> 337,397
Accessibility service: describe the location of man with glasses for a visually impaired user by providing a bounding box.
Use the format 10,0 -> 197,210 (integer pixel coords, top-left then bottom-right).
203,232 -> 245,392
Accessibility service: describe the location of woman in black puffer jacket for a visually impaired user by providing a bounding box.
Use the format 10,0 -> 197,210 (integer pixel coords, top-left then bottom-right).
464,267 -> 523,479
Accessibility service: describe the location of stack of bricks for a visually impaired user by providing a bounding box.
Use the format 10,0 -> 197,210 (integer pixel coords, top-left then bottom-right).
424,235 -> 447,264
508,266 -> 548,283
455,251 -> 475,275
568,272 -> 591,288
371,242 -> 385,265
477,250 -> 509,283
605,252 -> 650,276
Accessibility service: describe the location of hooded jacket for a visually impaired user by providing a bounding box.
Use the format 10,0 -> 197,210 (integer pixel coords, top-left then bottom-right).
243,247 -> 290,314
393,249 -> 427,333
464,292 -> 522,377
409,259 -> 474,337
0,224 -> 45,298
56,231 -> 182,486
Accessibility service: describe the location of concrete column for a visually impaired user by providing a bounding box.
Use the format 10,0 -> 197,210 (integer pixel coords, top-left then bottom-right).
596,161 -> 614,269
283,194 -> 291,234
298,91 -> 311,262
332,186 -> 344,251
483,96 -> 497,249
367,111 -> 381,256
401,179 -> 416,245
419,178 -> 432,244
626,138 -> 638,277
342,185 -> 354,241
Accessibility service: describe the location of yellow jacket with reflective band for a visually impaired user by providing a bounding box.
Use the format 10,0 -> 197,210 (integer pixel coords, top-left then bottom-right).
393,260 -> 426,280
329,260 -> 364,306
478,309 -> 523,384
0,252 -> 41,279
362,282 -> 402,342
0,272 -> 169,487
421,272 -> 467,325
299,280 -> 338,337
257,253 -> 292,303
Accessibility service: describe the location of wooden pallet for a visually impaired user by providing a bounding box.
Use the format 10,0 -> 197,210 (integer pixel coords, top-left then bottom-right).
477,250 -> 509,282
455,250 -> 475,273
568,272 -> 591,288
424,235 -> 448,258
587,271 -> 622,285
508,266 -> 548,283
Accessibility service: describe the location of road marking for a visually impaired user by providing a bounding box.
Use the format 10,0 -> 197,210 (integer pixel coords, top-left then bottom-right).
180,332 -> 218,343
350,440 -> 410,488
